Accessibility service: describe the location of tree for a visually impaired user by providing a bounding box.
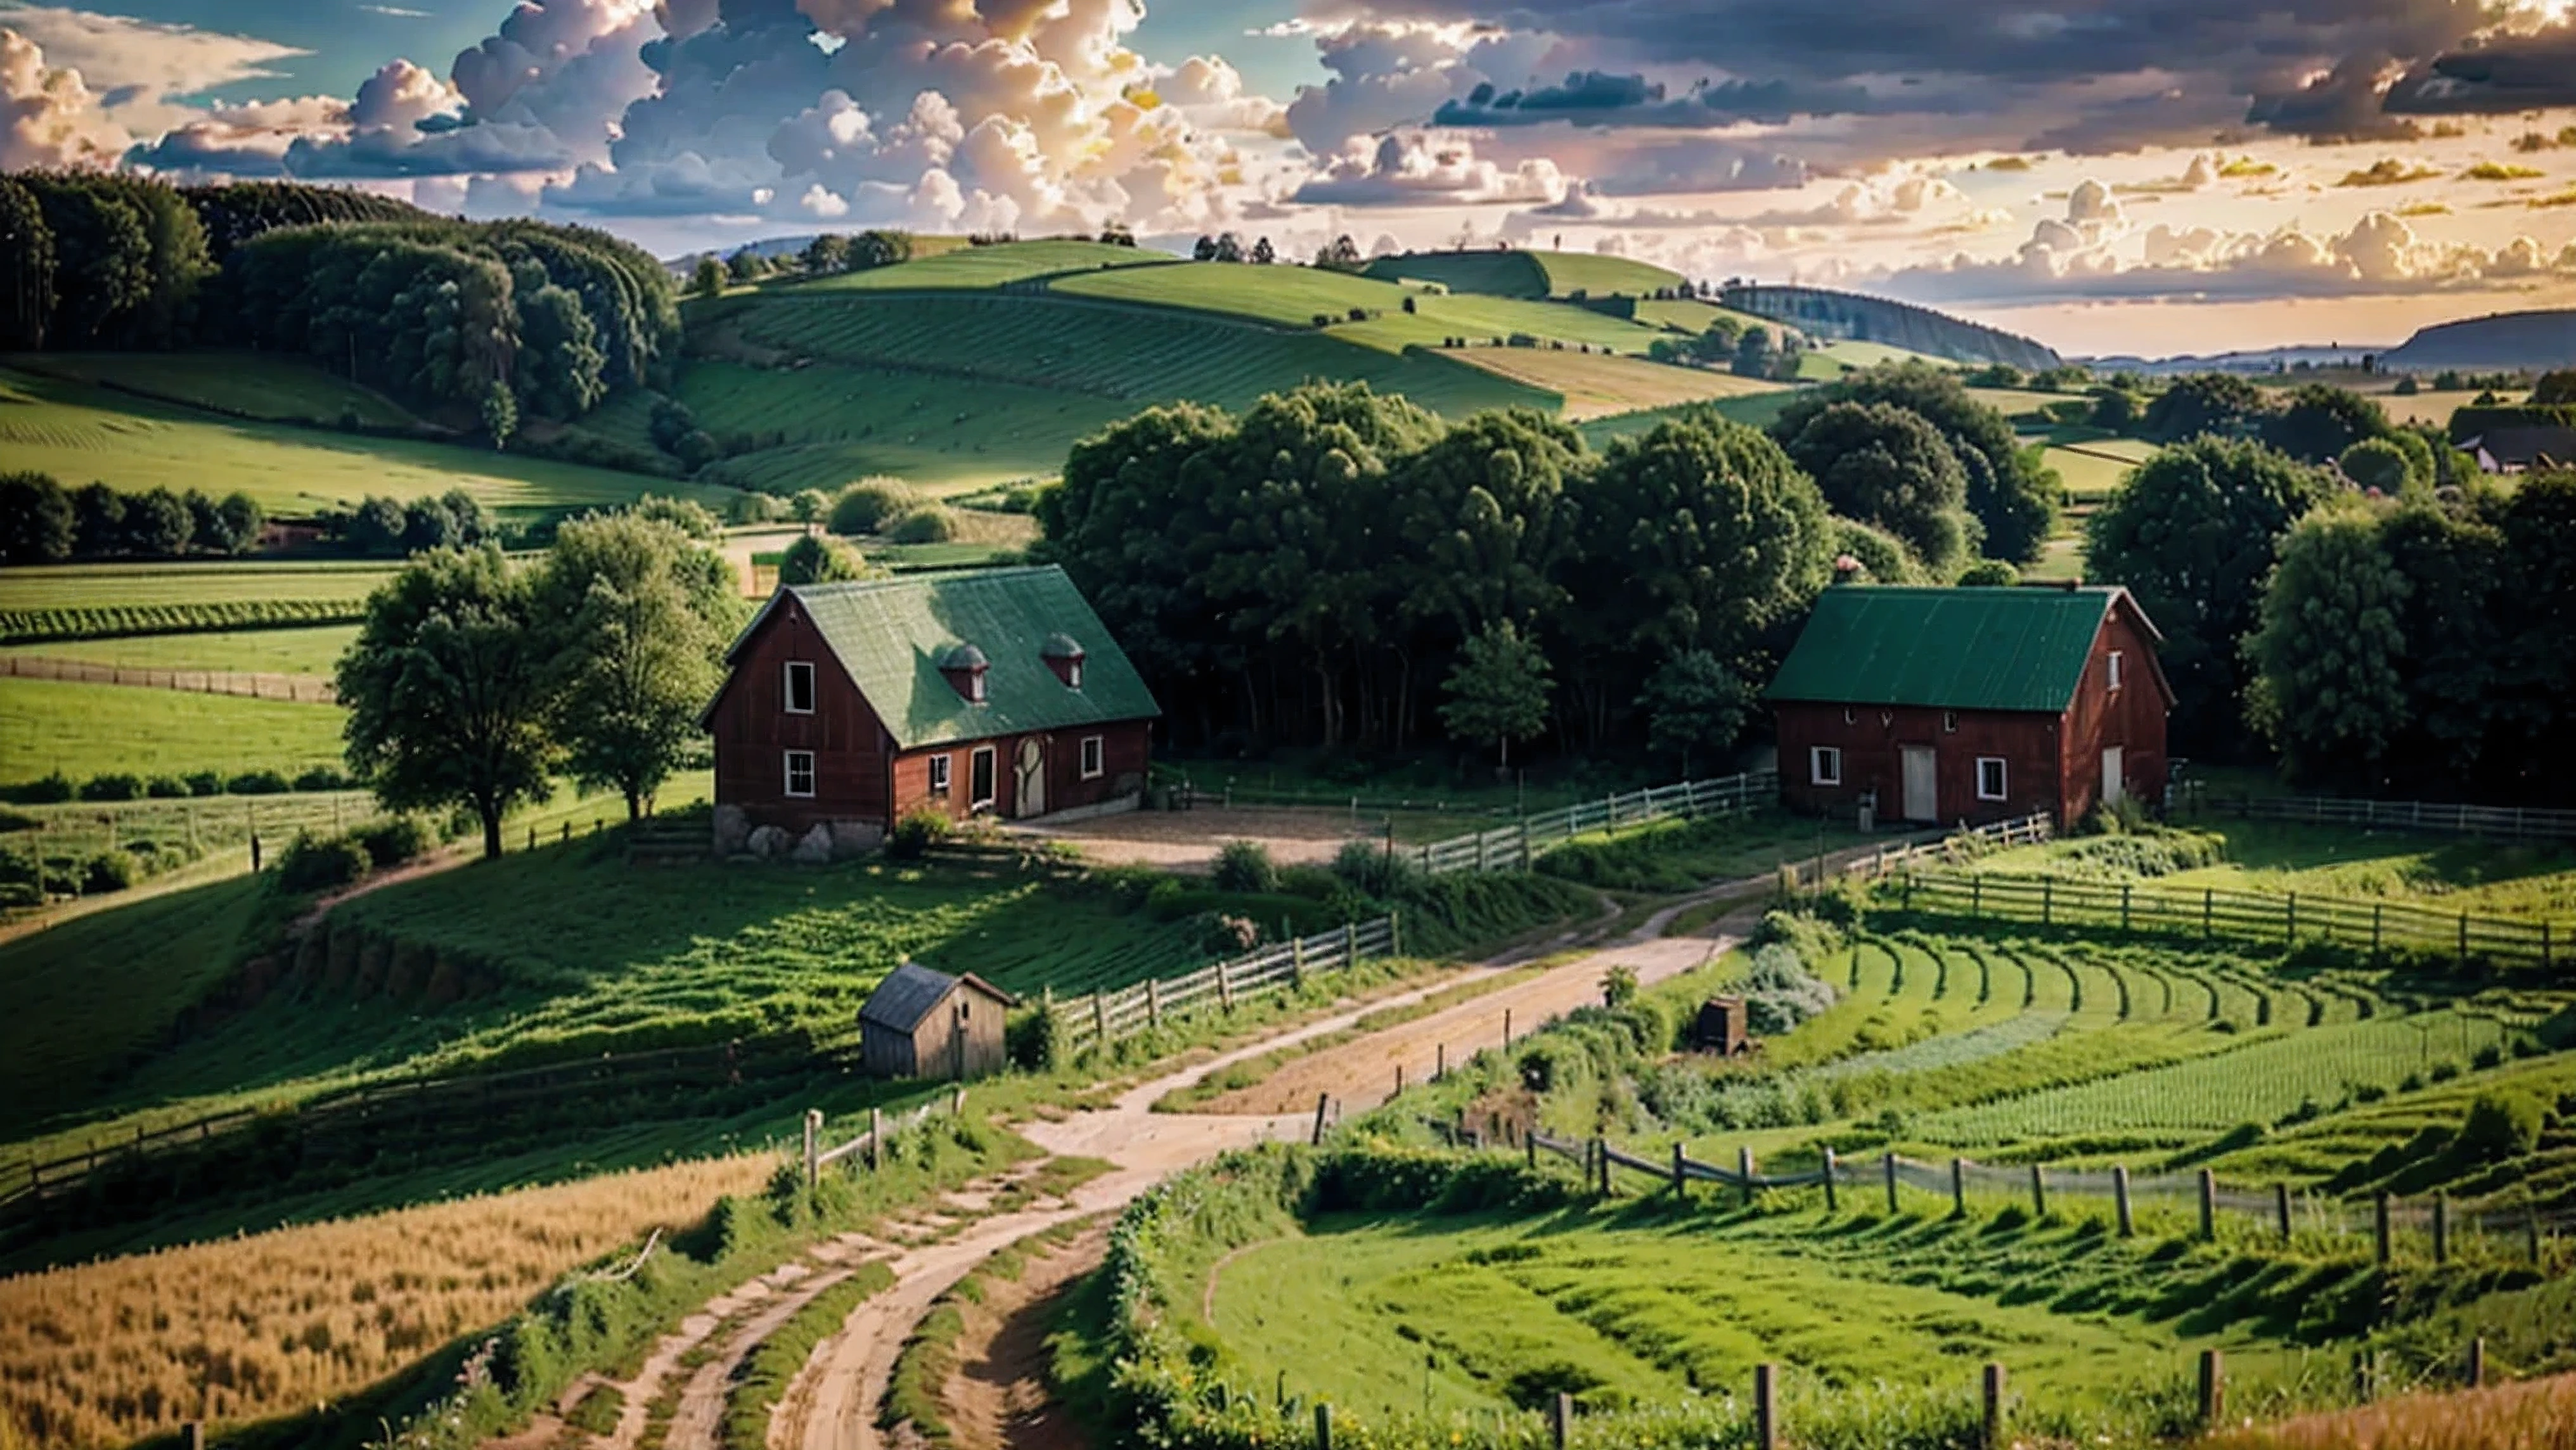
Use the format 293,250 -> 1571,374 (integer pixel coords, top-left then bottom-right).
776,533 -> 872,584
790,489 -> 832,530
2085,437 -> 2326,754
337,547 -> 553,859
2264,383 -> 2390,463
1315,234 -> 1363,271
124,487 -> 192,556
1776,401 -> 1976,572
482,380 -> 517,451
2338,437 -> 2422,496
1768,362 -> 2058,564
216,491 -> 264,555
539,513 -> 742,819
1732,326 -> 1777,380
1440,622 -> 1552,766
2531,369 -> 2576,406
1212,232 -> 1246,263
1193,234 -> 1218,262
692,256 -> 726,298
802,233 -> 851,274
347,495 -> 409,555
849,230 -> 911,269
403,496 -> 459,554
2245,501 -> 2411,787
2087,388 -> 2142,431
2142,373 -> 2273,444
0,177 -> 54,350
1635,650 -> 1751,777
1251,236 -> 1276,265
726,248 -> 766,281
0,472 -> 72,564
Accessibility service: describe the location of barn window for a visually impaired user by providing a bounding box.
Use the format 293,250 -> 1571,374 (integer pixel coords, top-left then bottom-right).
970,745 -> 997,809
1080,735 -> 1105,780
1810,746 -> 1842,786
1976,757 -> 2008,802
1067,658 -> 1085,690
928,754 -> 951,795
783,660 -> 816,715
1943,710 -> 1959,734
2107,650 -> 2125,692
783,750 -> 816,798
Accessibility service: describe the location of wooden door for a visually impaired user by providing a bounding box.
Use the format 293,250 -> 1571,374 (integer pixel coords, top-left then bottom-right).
1014,737 -> 1046,818
1900,745 -> 1938,822
2102,746 -> 2125,808
969,744 -> 996,811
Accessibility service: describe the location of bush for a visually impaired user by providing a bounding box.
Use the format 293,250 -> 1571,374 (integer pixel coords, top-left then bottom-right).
0,808 -> 35,833
183,770 -> 224,797
2453,1090 -> 2544,1164
2,774 -> 74,805
1741,941 -> 1836,1034
79,773 -> 141,801
293,766 -> 351,792
228,769 -> 290,795
276,832 -> 368,894
80,850 -> 137,894
145,774 -> 189,798
827,478 -> 918,536
886,506 -> 958,544
352,816 -> 431,869
887,807 -> 950,861
1956,559 -> 2018,587
1211,839 -> 1277,894
1330,837 -> 1419,899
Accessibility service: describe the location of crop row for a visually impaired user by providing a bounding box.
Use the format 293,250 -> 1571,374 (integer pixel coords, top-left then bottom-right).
1,600 -> 366,646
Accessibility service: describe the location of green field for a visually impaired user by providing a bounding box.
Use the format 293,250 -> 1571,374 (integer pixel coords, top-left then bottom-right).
0,624 -> 359,676
1982,818 -> 2576,920
795,240 -> 1169,292
0,677 -> 347,785
0,368 -> 738,518
1446,349 -> 1789,420
1799,340 -> 1955,379
2044,445 -> 2139,503
1329,292 -> 1672,355
1578,389 -> 1803,447
0,561 -> 398,611
1625,297 -> 1780,336
11,353 -> 419,428
1364,250 -> 1684,300
1048,260 -> 1419,328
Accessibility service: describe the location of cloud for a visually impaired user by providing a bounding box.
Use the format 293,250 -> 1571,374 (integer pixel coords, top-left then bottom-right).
1150,55 -> 1288,137
1434,70 -> 1876,129
1,26 -> 126,169
2387,25 -> 2576,115
1291,130 -> 1567,206
0,5 -> 304,136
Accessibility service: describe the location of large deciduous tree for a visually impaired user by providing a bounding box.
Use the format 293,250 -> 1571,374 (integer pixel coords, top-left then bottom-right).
2264,383 -> 2391,464
2244,501 -> 2411,786
1636,650 -> 1752,778
338,547 -> 555,859
1440,622 -> 1552,767
2085,437 -> 2326,755
1769,362 -> 2058,563
1776,400 -> 1976,572
0,472 -> 72,563
2142,373 -> 2274,445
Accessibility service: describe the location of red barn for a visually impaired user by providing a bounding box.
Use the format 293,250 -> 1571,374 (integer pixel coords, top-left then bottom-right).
1766,584 -> 2172,828
702,565 -> 1160,856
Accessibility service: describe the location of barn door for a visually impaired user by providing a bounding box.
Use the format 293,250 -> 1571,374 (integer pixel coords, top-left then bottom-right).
2101,747 -> 2125,809
1014,738 -> 1046,818
1900,745 -> 1938,822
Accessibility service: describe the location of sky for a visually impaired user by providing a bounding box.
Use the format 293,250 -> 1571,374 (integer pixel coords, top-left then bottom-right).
4,0 -> 2575,357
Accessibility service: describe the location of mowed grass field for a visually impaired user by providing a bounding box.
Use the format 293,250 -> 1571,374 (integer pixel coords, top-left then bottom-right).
0,623 -> 359,676
1330,292 -> 1673,354
1985,817 -> 2576,919
1448,349 -> 1790,420
11,353 -> 419,428
1364,249 -> 1684,299
0,561 -> 398,610
0,368 -> 737,518
0,677 -> 347,785
796,238 -> 1164,292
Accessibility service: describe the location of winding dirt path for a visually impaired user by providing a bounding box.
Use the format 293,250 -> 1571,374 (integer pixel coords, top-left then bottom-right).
935,1226 -> 1108,1450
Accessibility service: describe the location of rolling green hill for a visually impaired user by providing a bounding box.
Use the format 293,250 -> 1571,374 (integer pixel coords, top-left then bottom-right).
1364,248 -> 1684,299
12,354 -> 420,430
1329,292 -> 1672,354
794,239 -> 1166,292
1047,260 -> 1418,327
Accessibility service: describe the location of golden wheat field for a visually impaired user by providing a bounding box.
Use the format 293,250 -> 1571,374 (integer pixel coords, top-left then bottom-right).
0,1153 -> 773,1449
2203,1372 -> 2576,1450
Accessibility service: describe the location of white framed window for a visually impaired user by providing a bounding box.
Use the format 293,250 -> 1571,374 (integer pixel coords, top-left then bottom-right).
1079,735 -> 1105,780
2107,650 -> 2125,693
1942,710 -> 1959,734
1810,745 -> 1843,786
969,744 -> 997,809
1976,757 -> 2009,802
967,670 -> 988,703
783,660 -> 816,715
783,749 -> 816,798
927,753 -> 951,795
1067,658 -> 1085,690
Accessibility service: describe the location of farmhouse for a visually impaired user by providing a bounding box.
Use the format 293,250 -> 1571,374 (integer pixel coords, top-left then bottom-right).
702,565 -> 1159,853
1767,584 -> 2172,828
858,963 -> 1015,1080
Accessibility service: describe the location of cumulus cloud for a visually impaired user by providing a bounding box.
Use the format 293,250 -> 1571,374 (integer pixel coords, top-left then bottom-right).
1151,55 -> 1289,137
1434,70 -> 1875,129
1291,131 -> 1567,206
0,6 -> 302,132
2387,24 -> 2576,115
1,27 -> 126,169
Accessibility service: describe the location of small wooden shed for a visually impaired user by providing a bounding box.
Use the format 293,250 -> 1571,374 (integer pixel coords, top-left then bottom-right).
858,963 -> 1015,1081
1694,996 -> 1748,1056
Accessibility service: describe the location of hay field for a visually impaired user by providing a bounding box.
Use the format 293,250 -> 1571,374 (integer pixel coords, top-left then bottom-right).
1448,349 -> 1789,420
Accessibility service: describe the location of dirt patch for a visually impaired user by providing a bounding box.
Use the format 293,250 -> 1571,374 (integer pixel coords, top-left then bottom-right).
1008,805 -> 1368,871
940,1227 -> 1108,1450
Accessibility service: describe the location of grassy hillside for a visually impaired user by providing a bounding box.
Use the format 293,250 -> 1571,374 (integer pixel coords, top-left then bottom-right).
0,624 -> 359,676
1448,349 -> 1790,420
796,239 -> 1169,292
1625,297 -> 1779,336
1048,260 -> 1416,326
1365,249 -> 1684,299
1578,390 -> 1801,447
0,677 -> 348,785
0,368 -> 738,518
1330,292 -> 1671,354
0,561 -> 397,611
12,353 -> 418,428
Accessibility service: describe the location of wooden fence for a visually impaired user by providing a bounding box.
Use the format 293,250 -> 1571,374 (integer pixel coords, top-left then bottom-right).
1056,915 -> 1398,1056
1840,811 -> 2052,880
1893,868 -> 2568,970
0,654 -> 337,703
1399,770 -> 1777,878
2198,791 -> 2576,844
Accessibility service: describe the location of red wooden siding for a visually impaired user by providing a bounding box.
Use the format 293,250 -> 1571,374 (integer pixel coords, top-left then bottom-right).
709,596 -> 892,835
2058,603 -> 2168,824
890,720 -> 1153,823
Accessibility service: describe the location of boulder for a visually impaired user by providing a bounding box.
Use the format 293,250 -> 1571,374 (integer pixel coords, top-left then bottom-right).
712,803 -> 751,856
747,824 -> 791,859
793,823 -> 834,864
830,819 -> 886,857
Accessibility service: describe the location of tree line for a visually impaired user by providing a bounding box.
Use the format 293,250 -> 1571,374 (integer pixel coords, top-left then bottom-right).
0,472 -> 264,563
337,502 -> 745,857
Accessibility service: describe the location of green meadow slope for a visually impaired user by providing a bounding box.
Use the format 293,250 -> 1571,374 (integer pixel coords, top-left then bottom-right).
1363,248 -> 1685,299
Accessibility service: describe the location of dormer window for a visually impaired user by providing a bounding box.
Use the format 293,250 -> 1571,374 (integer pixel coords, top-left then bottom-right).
939,644 -> 989,704
1041,632 -> 1087,690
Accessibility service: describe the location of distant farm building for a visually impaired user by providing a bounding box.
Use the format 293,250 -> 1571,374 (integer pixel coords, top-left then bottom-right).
2464,425 -> 2576,473
1694,997 -> 1749,1056
1767,585 -> 2172,828
702,565 -> 1160,855
858,963 -> 1014,1080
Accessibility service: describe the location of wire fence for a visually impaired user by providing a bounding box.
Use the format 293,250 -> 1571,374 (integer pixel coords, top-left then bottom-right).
1399,770 -> 1777,878
0,654 -> 337,703
1055,915 -> 1398,1056
1892,868 -> 2570,970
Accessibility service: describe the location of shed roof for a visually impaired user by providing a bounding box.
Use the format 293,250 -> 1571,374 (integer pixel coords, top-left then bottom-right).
719,565 -> 1159,750
858,963 -> 1015,1033
1765,584 -> 2161,713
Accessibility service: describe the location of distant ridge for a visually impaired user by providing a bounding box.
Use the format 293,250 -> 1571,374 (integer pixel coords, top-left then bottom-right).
2381,309 -> 2576,372
1720,285 -> 2061,370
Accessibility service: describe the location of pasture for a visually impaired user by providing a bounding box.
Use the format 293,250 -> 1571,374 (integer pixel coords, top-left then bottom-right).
0,561 -> 398,611
0,624 -> 359,676
0,368 -> 737,518
2044,444 -> 2139,504
1328,292 -> 1672,355
794,239 -> 1168,292
1577,390 -> 1802,446
0,677 -> 347,785
1047,260 -> 1419,328
1444,349 -> 1789,420
1363,250 -> 1684,300
11,353 -> 418,428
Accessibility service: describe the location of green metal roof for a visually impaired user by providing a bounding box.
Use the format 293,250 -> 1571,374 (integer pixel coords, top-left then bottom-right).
1765,585 -> 2139,713
747,565 -> 1159,750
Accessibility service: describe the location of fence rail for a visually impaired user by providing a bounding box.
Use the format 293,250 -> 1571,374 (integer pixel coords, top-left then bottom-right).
2201,792 -> 2576,843
1841,811 -> 2052,880
1056,915 -> 1400,1055
0,654 -> 338,703
1400,770 -> 1777,878
1895,868 -> 2568,969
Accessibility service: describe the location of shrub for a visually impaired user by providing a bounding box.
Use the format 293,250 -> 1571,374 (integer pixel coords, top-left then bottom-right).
2453,1090 -> 2544,1164
352,816 -> 431,869
79,773 -> 141,802
276,832 -> 368,894
3,774 -> 74,805
294,766 -> 352,792
886,506 -> 958,544
1210,839 -> 1277,894
228,769 -> 290,795
887,807 -> 950,861
1330,837 -> 1418,899
1956,559 -> 2018,587
145,774 -> 189,799
80,850 -> 137,894
1276,864 -> 1338,900
0,807 -> 35,833
183,770 -> 224,797
827,478 -> 918,536
1741,941 -> 1837,1034
1196,912 -> 1260,955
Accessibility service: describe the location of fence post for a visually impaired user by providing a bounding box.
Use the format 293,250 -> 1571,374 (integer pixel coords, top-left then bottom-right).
1594,1138 -> 1610,1197
868,1107 -> 882,1171
1218,959 -> 1233,1012
1739,1146 -> 1756,1207
1673,1143 -> 1687,1200
2468,1336 -> 2485,1389
2276,1183 -> 2293,1243
1504,1009 -> 1513,1048
1346,924 -> 1360,971
1146,977 -> 1162,1029
1950,1157 -> 1966,1217
1312,1093 -> 1329,1146
1092,992 -> 1107,1045
2375,1191 -> 2392,1266
2433,1194 -> 2449,1265
1549,1391 -> 1572,1450
183,1425 -> 203,1450
2113,1165 -> 2134,1237
1754,1364 -> 1778,1450
802,1108 -> 820,1190
2203,889 -> 2213,941
1435,1043 -> 1445,1081
1289,934 -> 1306,988
1527,1132 -> 1537,1170
1315,1402 -> 1332,1450
1390,911 -> 1403,959
2030,1164 -> 2047,1219
1982,1363 -> 2006,1450
1395,1064 -> 1405,1098
1884,1152 -> 1900,1216
2120,883 -> 2131,933
2197,1349 -> 2224,1429
1822,1148 -> 1838,1212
